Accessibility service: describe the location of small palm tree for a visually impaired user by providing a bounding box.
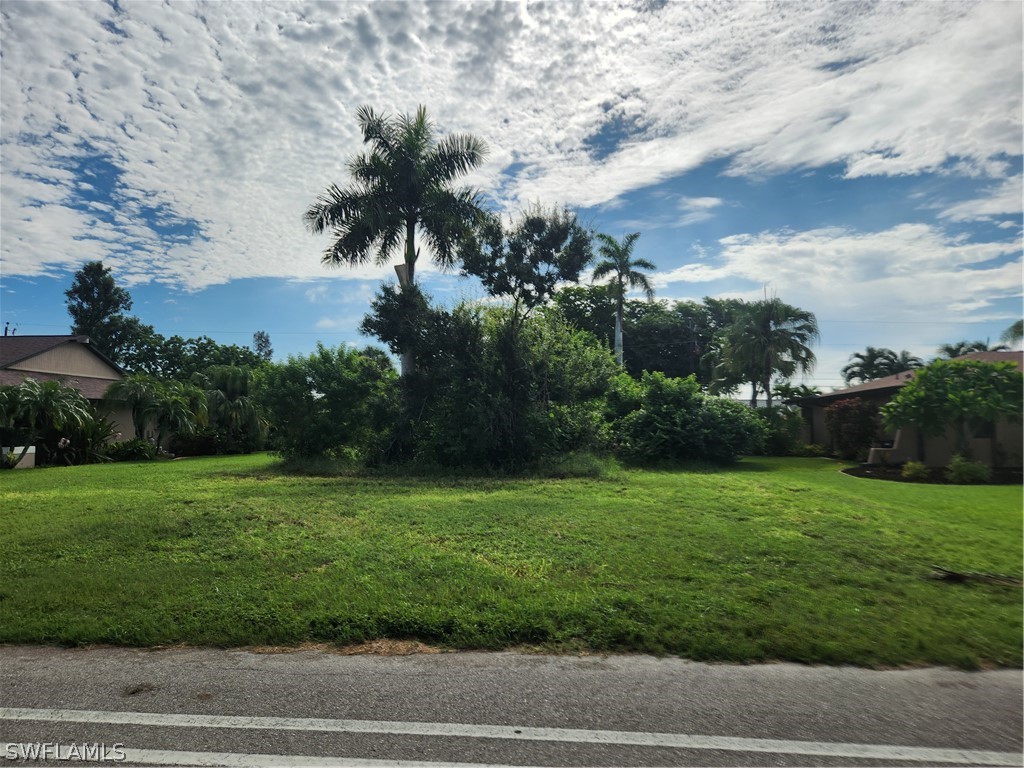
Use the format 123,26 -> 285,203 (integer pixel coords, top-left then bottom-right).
141,381 -> 207,449
1000,320 -> 1023,347
591,232 -> 656,366
938,340 -> 1010,359
0,379 -> 91,467
305,105 -> 488,376
193,365 -> 263,450
105,374 -> 160,439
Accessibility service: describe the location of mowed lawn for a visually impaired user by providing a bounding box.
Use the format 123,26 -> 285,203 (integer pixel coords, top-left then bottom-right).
1,454 -> 1020,668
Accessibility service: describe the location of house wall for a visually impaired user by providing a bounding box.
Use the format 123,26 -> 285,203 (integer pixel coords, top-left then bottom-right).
802,404 -> 1022,467
9,344 -> 120,379
102,405 -> 135,442
917,421 -> 1023,468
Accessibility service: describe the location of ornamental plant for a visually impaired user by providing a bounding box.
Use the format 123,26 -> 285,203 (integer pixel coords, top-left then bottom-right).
881,359 -> 1023,461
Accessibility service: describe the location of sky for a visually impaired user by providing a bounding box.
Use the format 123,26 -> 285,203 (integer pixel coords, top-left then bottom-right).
1,0 -> 1021,391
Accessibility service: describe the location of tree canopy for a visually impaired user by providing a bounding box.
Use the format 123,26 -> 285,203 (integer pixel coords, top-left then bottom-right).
715,297 -> 819,407
882,359 -> 1023,459
841,347 -> 923,384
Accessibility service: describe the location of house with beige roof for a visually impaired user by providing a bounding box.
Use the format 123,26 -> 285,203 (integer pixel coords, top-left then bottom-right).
1,335 -> 133,466
797,351 -> 1023,467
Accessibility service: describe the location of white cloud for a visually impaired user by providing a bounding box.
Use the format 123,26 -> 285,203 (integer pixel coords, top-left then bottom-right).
939,176 -> 1024,223
653,223 -> 1022,327
0,0 -> 1020,292
676,196 -> 724,226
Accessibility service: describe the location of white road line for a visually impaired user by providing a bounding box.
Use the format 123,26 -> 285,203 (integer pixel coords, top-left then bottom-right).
1,708 -> 1020,766
4,745 -> 512,768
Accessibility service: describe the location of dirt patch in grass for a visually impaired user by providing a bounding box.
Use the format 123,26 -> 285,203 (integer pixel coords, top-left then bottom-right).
247,640 -> 443,656
843,465 -> 1023,485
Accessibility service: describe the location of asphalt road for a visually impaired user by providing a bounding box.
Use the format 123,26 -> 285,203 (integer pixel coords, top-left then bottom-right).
1,646 -> 1021,767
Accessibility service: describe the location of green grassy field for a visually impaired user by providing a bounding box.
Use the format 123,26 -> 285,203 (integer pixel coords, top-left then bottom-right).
1,454 -> 1020,668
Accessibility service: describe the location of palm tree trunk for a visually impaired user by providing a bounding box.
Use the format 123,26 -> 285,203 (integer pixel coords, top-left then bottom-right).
614,307 -> 624,367
396,220 -> 418,378
749,383 -> 758,408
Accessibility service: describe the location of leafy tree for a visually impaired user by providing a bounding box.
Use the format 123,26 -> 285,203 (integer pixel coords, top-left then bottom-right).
0,379 -> 92,467
65,261 -> 134,365
1000,320 -> 1023,346
304,105 -> 488,376
623,300 -> 717,382
461,206 -> 592,320
361,290 -> 616,469
591,232 -> 656,366
255,344 -> 399,461
842,347 -> 923,384
937,340 -> 1009,359
882,359 -> 1023,460
716,298 -> 819,407
553,285 -> 616,347
252,331 -> 273,362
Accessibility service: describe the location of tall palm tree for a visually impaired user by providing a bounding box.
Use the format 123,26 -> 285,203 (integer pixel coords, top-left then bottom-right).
719,298 -> 819,407
591,232 -> 655,366
304,105 -> 488,376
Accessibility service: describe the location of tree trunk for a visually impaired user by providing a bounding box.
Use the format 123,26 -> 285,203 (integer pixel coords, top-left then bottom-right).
396,222 -> 417,378
614,307 -> 624,367
749,383 -> 758,408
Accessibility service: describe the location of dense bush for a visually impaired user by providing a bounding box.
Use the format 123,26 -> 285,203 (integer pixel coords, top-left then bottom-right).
362,283 -> 618,469
901,460 -> 929,482
755,406 -> 803,456
608,372 -> 765,464
825,398 -> 881,460
106,438 -> 157,462
945,454 -> 992,484
254,344 -> 399,461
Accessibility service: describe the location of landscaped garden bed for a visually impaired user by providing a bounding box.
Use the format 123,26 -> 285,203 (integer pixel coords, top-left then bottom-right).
844,464 -> 1023,485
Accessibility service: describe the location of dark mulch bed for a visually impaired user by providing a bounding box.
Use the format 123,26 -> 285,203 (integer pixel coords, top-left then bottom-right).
843,464 -> 1023,485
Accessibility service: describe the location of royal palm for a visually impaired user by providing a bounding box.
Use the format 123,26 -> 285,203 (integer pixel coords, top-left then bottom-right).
591,232 -> 655,366
305,106 -> 487,376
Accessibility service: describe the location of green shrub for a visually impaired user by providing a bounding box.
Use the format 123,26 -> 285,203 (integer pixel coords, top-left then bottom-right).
945,454 -> 992,484
825,398 -> 880,460
901,460 -> 929,482
755,406 -> 803,456
255,344 -> 399,462
610,372 -> 766,464
106,438 -> 157,462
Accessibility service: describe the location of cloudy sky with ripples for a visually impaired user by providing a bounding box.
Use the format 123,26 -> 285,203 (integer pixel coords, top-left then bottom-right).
2,1 -> 1020,387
